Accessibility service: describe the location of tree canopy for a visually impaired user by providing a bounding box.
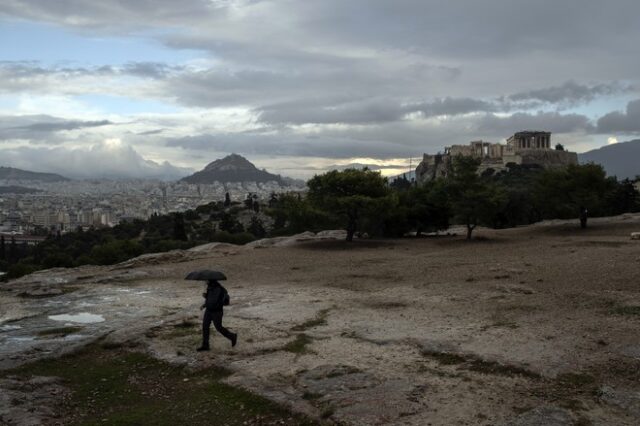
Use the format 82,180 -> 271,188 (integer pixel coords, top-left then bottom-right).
307,168 -> 390,241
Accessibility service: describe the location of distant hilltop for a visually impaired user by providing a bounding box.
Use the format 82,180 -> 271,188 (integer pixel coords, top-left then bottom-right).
181,154 -> 292,185
416,131 -> 578,182
0,166 -> 70,182
579,139 -> 640,180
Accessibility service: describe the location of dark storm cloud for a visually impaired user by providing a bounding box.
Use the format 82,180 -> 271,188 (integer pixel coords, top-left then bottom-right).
597,100 -> 640,133
136,129 -> 165,136
12,119 -> 113,132
477,112 -> 595,135
2,0 -> 639,167
257,97 -> 497,125
0,115 -> 114,141
509,81 -> 629,105
121,62 -> 184,79
165,132 -> 424,159
0,61 -> 182,93
257,99 -> 408,125
0,0 -> 224,31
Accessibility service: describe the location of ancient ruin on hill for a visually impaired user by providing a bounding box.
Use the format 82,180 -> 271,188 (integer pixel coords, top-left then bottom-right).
416,131 -> 578,182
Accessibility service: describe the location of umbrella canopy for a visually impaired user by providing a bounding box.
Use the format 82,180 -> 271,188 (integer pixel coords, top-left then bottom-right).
185,269 -> 227,281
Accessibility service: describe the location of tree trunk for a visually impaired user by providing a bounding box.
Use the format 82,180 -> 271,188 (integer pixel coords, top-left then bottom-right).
346,228 -> 355,242
346,216 -> 356,242
466,223 -> 475,240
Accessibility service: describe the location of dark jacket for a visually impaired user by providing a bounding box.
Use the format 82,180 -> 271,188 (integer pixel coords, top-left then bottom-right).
204,281 -> 229,312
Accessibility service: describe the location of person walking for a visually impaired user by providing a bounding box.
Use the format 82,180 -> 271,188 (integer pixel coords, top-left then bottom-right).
197,279 -> 237,352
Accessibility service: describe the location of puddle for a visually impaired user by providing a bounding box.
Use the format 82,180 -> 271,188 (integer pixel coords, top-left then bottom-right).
48,312 -> 105,324
135,291 -> 151,295
7,336 -> 35,342
0,325 -> 22,332
63,334 -> 87,341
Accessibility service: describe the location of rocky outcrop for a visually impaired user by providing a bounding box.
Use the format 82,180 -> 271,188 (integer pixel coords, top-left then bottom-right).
181,154 -> 286,184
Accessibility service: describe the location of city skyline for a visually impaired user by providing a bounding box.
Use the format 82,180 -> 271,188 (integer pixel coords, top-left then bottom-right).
1,1 -> 640,179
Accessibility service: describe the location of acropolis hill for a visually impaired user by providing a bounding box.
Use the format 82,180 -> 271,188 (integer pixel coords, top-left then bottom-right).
416,131 -> 578,183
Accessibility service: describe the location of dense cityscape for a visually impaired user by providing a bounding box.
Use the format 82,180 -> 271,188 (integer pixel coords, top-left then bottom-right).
0,179 -> 303,236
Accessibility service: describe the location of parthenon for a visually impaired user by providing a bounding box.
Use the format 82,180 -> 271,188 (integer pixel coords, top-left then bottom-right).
416,130 -> 578,182
507,131 -> 551,150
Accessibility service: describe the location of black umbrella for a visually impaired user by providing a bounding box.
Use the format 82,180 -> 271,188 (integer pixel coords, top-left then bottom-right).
185,269 -> 227,281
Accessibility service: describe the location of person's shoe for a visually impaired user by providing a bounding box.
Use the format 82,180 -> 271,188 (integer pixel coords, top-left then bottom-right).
231,333 -> 238,347
196,346 -> 210,352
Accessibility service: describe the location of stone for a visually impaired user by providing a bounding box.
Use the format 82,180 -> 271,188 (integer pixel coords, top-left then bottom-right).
631,232 -> 640,240
504,406 -> 574,426
600,386 -> 640,417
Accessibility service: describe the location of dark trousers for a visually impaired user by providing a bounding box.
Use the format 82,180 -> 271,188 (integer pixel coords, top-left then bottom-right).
202,309 -> 234,348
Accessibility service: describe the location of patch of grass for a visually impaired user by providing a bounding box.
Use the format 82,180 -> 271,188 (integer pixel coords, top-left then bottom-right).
467,359 -> 540,379
417,364 -> 462,378
302,391 -> 322,400
610,306 -> 640,316
559,398 -> 587,411
326,366 -> 361,378
500,304 -> 540,312
283,334 -> 314,354
366,301 -> 409,309
480,320 -> 519,331
291,309 -> 330,332
4,346 -> 318,426
158,319 -> 200,339
37,326 -> 83,337
320,406 -> 335,419
421,350 -> 466,365
421,349 -> 539,379
100,341 -> 127,350
556,372 -> 596,388
575,416 -> 594,426
174,319 -> 197,328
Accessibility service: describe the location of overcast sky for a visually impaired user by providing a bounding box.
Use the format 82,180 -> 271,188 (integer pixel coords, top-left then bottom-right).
1,0 -> 639,179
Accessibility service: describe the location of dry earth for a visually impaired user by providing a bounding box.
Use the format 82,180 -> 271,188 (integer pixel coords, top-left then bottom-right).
1,215 -> 640,425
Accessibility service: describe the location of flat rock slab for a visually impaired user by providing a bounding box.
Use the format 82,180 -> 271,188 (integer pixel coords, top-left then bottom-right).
298,365 -> 378,394
297,365 -> 422,425
504,406 -> 574,426
600,386 -> 640,418
505,405 -> 574,426
620,345 -> 640,360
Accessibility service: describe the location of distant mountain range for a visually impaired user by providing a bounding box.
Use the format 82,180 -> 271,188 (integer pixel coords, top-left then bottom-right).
0,166 -> 70,182
181,154 -> 289,185
578,139 -> 640,180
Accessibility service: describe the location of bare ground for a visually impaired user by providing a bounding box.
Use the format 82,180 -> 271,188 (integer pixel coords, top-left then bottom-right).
1,214 -> 640,425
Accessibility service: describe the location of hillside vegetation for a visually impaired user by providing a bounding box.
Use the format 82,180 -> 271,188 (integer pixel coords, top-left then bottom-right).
1,160 -> 638,280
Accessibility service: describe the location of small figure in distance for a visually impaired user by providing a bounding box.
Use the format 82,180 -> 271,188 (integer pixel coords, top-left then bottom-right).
197,279 -> 237,352
579,206 -> 588,229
